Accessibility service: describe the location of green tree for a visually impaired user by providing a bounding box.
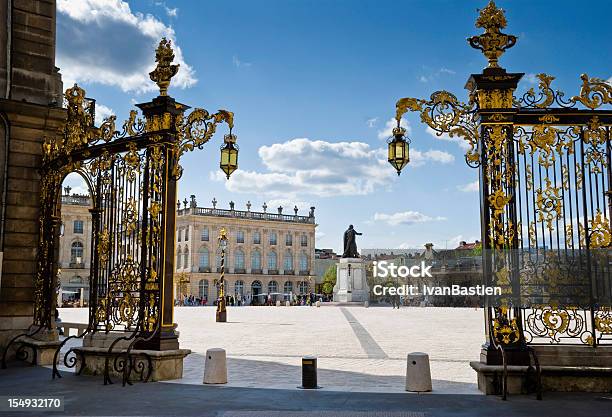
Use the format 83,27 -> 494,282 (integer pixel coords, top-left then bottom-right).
321,264 -> 337,294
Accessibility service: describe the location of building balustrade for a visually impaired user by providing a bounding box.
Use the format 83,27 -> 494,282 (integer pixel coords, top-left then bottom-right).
178,207 -> 315,224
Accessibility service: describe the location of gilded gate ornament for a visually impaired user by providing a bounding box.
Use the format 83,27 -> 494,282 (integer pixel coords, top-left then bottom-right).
571,74 -> 612,110
467,1 -> 517,69
149,38 -> 179,96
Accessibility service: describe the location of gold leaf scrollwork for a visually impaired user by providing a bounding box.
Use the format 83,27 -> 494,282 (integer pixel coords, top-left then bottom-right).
588,209 -> 611,249
98,227 -> 110,263
535,178 -> 563,231
493,306 -> 521,345
571,73 -> 612,110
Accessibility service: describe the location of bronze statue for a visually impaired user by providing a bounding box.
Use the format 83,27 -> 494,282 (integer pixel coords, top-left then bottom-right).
342,225 -> 362,258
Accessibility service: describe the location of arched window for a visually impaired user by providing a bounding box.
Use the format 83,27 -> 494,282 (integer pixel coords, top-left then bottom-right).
234,280 -> 244,296
176,247 -> 182,269
299,252 -> 308,272
284,281 -> 293,294
69,275 -> 83,284
199,247 -> 209,269
283,251 -> 293,271
300,234 -> 308,247
73,220 -> 84,234
251,280 -> 262,295
183,248 -> 189,270
285,233 -> 292,246
267,251 -> 277,270
201,228 -> 209,241
268,280 -> 278,294
198,279 -> 209,299
235,248 -> 245,270
71,241 -> 84,264
299,281 -> 308,295
251,249 -> 261,270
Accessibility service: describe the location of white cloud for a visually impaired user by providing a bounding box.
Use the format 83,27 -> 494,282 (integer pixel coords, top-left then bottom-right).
426,126 -> 471,150
419,75 -> 430,83
211,137 -> 455,199
266,199 -> 312,213
232,55 -> 252,68
377,117 -> 411,140
57,0 -> 196,93
524,73 -> 539,84
366,117 -> 378,128
94,103 -> 114,126
373,211 -> 446,226
457,180 -> 479,192
419,68 -> 455,83
315,231 -> 326,241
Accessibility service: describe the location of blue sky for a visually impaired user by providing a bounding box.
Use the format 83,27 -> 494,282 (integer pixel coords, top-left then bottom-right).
57,0 -> 611,253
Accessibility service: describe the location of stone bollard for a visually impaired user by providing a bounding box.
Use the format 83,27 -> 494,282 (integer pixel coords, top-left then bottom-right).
364,300 -> 369,308
285,301 -> 291,307
315,300 -> 321,307
300,356 -> 319,389
276,300 -> 281,307
203,348 -> 227,384
405,352 -> 432,392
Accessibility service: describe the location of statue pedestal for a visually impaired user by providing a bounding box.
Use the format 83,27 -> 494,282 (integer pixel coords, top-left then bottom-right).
333,258 -> 369,303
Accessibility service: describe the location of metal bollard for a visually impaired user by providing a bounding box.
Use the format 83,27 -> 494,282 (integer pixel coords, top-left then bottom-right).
300,356 -> 319,389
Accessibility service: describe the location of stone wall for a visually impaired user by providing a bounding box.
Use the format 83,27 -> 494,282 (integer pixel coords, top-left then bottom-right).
0,0 -> 65,353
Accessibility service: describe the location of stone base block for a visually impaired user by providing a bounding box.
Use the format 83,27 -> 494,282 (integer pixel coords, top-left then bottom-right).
73,346 -> 191,382
16,336 -> 62,366
471,361 -> 612,394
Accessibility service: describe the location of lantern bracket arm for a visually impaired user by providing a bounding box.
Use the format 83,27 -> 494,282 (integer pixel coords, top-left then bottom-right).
176,108 -> 235,159
395,91 -> 480,166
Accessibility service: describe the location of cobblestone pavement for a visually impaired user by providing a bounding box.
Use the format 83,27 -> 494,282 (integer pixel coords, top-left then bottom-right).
58,305 -> 485,394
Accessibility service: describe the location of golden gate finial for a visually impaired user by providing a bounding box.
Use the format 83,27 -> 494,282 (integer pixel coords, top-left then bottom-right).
149,38 -> 180,96
467,1 -> 517,69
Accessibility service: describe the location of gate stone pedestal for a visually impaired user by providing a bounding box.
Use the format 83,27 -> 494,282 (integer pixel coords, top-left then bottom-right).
471,345 -> 612,394
73,332 -> 190,382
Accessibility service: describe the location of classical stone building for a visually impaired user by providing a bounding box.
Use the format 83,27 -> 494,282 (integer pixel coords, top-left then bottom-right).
175,197 -> 316,304
57,189 -> 92,306
0,0 -> 65,350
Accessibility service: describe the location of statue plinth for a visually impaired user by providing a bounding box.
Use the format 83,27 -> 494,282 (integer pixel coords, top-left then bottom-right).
333,258 -> 369,303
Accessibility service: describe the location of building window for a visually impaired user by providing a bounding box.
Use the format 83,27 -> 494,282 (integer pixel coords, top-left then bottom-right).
73,220 -> 84,234
71,241 -> 84,264
251,280 -> 262,295
183,248 -> 189,269
177,247 -> 182,269
284,281 -> 293,294
269,232 -> 277,245
69,275 -> 83,284
285,233 -> 292,246
185,226 -> 189,241
234,280 -> 244,296
199,247 -> 209,269
267,251 -> 277,270
251,250 -> 261,270
235,248 -> 245,270
284,251 -> 293,271
253,231 -> 261,244
299,281 -> 308,295
300,234 -> 308,247
201,228 -> 209,241
178,228 -> 182,242
299,253 -> 308,271
237,230 -> 245,244
199,279 -> 209,300
268,280 -> 278,294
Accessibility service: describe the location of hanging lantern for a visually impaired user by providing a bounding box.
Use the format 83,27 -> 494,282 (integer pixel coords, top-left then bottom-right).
220,133 -> 239,179
387,126 -> 410,175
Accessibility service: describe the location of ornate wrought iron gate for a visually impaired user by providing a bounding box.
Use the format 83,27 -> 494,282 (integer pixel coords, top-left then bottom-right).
394,1 -> 611,360
2,39 -> 237,384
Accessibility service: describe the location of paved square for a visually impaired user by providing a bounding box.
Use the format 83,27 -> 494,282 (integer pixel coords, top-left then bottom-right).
58,306 -> 485,394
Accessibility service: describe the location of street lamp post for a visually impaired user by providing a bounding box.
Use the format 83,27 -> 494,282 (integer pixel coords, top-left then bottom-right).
216,228 -> 228,322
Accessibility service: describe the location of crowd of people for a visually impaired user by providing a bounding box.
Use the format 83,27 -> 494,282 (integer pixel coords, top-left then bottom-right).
175,292 -> 332,307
